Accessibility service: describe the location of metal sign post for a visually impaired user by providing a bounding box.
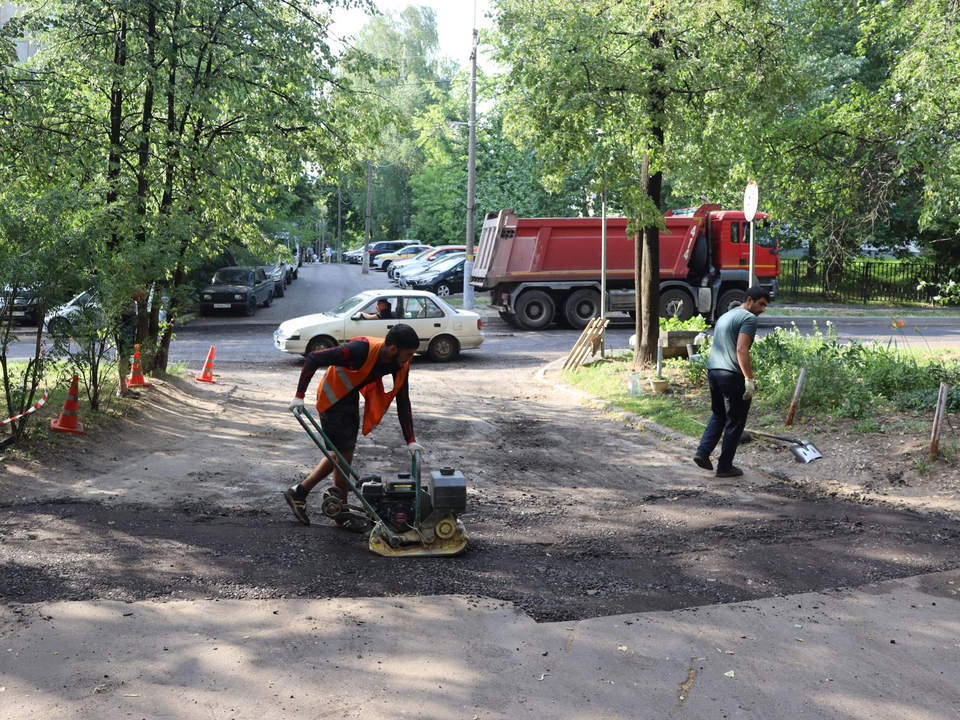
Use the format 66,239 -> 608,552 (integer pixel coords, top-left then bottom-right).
744,180 -> 758,287
600,172 -> 607,357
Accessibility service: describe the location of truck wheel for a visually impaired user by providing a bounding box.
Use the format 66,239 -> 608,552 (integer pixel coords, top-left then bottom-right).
245,299 -> 257,316
515,290 -> 555,330
427,334 -> 459,362
563,289 -> 601,330
659,288 -> 693,321
306,336 -> 336,354
498,310 -> 519,327
689,232 -> 708,274
717,289 -> 746,317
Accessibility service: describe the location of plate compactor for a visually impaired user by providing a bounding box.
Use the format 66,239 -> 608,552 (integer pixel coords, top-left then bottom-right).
292,406 -> 469,557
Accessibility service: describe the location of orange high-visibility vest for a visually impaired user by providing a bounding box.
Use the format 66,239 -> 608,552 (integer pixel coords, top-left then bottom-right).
315,337 -> 410,436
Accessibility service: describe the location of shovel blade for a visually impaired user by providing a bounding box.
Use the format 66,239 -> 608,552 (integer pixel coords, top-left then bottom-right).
790,441 -> 823,463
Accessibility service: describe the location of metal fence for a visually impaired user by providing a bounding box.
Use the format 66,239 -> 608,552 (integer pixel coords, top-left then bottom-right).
777,259 -> 946,305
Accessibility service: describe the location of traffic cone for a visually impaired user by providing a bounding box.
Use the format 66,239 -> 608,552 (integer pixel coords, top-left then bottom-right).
125,344 -> 152,389
196,346 -> 216,384
50,375 -> 85,435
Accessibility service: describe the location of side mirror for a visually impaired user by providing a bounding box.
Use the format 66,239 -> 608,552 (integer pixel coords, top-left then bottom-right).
351,312 -> 363,321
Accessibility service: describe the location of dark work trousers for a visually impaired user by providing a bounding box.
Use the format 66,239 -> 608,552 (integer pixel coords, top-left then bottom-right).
697,369 -> 752,472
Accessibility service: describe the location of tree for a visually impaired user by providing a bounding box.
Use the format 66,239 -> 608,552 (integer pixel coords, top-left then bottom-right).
492,0 -> 799,364
5,0 -> 382,372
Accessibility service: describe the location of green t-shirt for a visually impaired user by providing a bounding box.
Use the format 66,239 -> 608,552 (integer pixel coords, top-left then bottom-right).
707,307 -> 758,374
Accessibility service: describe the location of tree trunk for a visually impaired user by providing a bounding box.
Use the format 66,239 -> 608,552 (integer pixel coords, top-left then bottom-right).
105,14 -> 127,250
135,2 -> 158,344
636,150 -> 663,367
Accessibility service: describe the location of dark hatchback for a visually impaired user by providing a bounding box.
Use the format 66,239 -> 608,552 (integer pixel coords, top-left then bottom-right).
404,255 -> 466,298
199,266 -> 274,316
0,288 -> 42,326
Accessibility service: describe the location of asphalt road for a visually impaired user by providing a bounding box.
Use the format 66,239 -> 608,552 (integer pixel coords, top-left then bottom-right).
169,263 -> 960,365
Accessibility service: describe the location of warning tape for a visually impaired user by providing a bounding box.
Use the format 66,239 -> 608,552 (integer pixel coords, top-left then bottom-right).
0,388 -> 50,427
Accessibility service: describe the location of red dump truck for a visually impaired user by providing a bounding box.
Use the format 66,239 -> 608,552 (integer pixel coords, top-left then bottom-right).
470,205 -> 780,330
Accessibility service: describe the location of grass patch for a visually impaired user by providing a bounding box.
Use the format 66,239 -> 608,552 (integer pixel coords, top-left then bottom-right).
769,308 -> 960,317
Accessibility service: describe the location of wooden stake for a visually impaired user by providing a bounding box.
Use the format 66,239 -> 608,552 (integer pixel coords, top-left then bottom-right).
785,367 -> 808,427
563,317 -> 610,370
929,382 -> 949,462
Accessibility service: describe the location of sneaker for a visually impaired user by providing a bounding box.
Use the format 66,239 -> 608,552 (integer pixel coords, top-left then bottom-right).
283,487 -> 310,526
715,466 -> 744,478
693,455 -> 713,471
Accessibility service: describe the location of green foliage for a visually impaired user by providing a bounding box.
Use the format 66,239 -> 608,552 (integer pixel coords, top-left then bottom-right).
917,278 -> 960,307
747,322 -> 958,419
659,315 -> 708,332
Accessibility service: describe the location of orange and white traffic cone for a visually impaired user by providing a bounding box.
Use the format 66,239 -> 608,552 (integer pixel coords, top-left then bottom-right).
50,375 -> 85,435
126,344 -> 152,388
196,346 -> 216,384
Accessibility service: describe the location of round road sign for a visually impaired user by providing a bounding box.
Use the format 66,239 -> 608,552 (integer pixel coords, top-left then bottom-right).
743,180 -> 758,222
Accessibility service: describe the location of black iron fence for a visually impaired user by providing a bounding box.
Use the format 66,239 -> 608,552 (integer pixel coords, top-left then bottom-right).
777,259 -> 946,305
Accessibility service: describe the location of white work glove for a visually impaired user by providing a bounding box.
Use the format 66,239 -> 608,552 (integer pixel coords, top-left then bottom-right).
288,397 -> 305,412
744,379 -> 756,401
406,441 -> 425,456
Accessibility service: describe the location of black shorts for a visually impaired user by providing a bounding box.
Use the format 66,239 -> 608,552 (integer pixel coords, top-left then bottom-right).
320,392 -> 360,452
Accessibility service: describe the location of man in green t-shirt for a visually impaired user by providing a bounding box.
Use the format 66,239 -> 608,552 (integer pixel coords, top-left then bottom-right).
694,286 -> 771,477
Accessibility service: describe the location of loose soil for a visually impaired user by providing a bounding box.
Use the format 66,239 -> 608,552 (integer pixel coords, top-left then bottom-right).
2,350 -> 960,623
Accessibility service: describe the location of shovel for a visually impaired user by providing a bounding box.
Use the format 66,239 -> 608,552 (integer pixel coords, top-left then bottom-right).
744,428 -> 823,463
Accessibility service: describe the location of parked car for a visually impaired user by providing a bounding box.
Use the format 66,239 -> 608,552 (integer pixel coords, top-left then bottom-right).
386,248 -> 436,279
392,247 -> 473,284
259,264 -> 287,298
345,248 -> 364,264
273,289 -> 484,362
388,245 -> 474,282
373,244 -> 431,272
364,240 -> 417,266
45,288 -> 169,335
401,254 -> 467,297
199,266 -> 274,316
0,287 -> 42,326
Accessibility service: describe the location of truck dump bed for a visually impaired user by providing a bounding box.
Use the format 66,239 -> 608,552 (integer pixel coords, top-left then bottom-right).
471,210 -> 703,290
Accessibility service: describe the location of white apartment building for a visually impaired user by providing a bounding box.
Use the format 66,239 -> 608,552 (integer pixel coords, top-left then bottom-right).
1,3 -> 39,62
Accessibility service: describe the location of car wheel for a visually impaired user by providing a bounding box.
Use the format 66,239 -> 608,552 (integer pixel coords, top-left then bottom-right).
515,290 -> 555,330
47,317 -> 69,336
262,292 -> 273,308
381,260 -> 392,272
434,283 -> 452,297
717,288 -> 746,318
306,336 -> 336,354
562,288 -> 601,330
293,268 -> 298,279
428,334 -> 459,362
659,288 -> 694,321
245,299 -> 257,316
276,283 -> 285,298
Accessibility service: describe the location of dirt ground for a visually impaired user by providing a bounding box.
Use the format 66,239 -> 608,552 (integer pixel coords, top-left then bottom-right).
2,352 -> 960,623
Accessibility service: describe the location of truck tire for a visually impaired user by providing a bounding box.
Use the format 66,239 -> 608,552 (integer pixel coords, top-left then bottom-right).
515,290 -> 555,330
717,288 -> 745,317
498,310 -> 519,327
563,289 -> 601,330
427,334 -> 459,362
659,288 -> 693,322
689,232 -> 708,274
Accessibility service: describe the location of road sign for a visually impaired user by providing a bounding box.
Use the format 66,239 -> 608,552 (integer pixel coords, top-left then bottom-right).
743,180 -> 758,222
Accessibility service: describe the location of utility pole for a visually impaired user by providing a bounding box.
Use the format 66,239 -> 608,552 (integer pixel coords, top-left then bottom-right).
337,185 -> 343,263
462,27 -> 478,310
363,160 -> 372,274
600,170 -> 607,357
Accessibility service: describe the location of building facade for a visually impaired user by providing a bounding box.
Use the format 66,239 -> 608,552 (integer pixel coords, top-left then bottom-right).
1,3 -> 39,62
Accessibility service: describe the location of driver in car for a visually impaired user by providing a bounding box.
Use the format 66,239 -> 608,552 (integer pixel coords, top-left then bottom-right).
360,299 -> 393,320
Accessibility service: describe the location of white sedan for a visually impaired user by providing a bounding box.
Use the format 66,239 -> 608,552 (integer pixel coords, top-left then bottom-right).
273,289 -> 484,362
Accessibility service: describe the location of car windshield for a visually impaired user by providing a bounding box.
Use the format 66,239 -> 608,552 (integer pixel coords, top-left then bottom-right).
327,294 -> 370,316
72,290 -> 92,306
423,254 -> 465,272
213,269 -> 252,284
